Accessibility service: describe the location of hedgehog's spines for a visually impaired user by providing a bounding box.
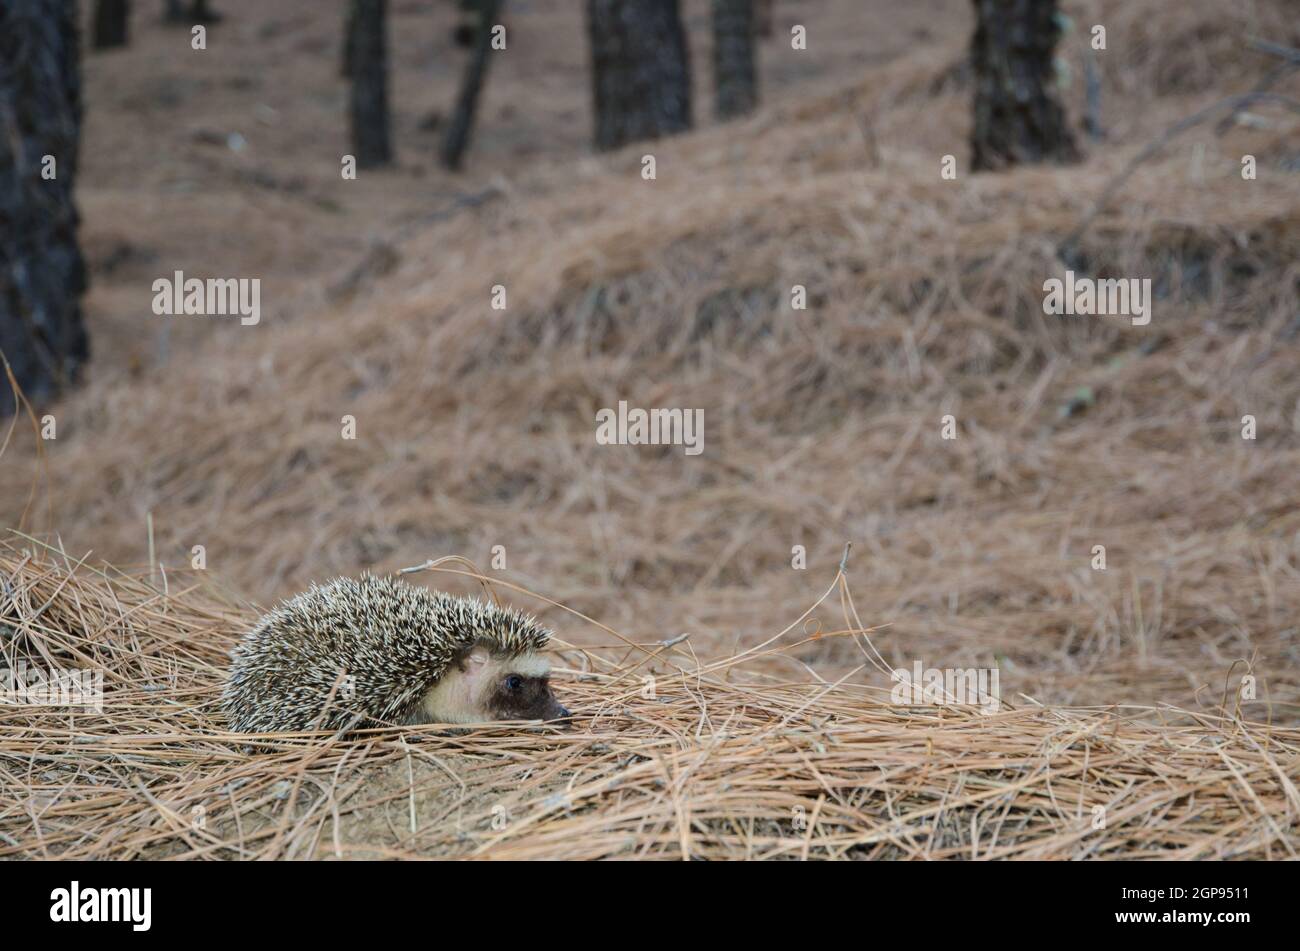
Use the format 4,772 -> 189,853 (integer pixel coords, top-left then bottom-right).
221,575 -> 552,733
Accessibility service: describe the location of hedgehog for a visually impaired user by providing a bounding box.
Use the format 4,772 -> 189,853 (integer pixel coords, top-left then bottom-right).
222,574 -> 570,733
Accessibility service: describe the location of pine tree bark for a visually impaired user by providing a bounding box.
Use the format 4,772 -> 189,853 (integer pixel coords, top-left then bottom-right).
712,0 -> 757,120
163,0 -> 215,23
970,0 -> 1079,171
93,0 -> 130,49
349,0 -> 392,168
587,0 -> 692,152
441,0 -> 503,171
342,4 -> 355,78
189,0 -> 219,23
0,0 -> 89,416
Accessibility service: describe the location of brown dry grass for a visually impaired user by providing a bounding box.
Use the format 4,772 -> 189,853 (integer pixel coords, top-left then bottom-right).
2,536 -> 1296,860
1,0 -> 1299,858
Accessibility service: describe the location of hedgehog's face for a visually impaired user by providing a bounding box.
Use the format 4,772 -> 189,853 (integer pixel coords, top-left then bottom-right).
419,647 -> 570,726
484,656 -> 569,723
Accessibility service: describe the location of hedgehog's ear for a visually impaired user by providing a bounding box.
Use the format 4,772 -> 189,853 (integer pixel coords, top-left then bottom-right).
459,647 -> 496,698
449,646 -> 486,675
458,646 -> 491,681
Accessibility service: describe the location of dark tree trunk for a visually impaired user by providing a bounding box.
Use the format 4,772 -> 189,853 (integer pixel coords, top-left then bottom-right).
712,0 -> 757,120
189,0 -> 220,23
162,0 -> 215,22
441,0 -> 503,171
342,4 -> 355,77
93,0 -> 130,49
349,0 -> 392,168
970,0 -> 1079,171
0,0 -> 89,416
587,0 -> 692,152
452,0 -> 479,48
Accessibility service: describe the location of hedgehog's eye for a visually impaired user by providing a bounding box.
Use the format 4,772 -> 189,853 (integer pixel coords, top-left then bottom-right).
505,675 -> 523,692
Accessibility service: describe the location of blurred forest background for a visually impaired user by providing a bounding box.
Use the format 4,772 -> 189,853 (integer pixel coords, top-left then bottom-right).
2,0 -> 1298,720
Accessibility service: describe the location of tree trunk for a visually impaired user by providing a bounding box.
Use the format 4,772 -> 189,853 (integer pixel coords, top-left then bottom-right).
0,0 -> 89,416
970,0 -> 1079,171
342,4 -> 355,77
587,0 -> 692,152
189,0 -> 220,23
163,0 -> 215,23
452,0 -> 479,48
712,0 -> 757,120
93,0 -> 130,49
349,0 -> 392,168
441,0 -> 504,171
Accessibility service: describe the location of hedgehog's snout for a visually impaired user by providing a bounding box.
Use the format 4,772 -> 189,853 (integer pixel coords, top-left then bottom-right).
543,697 -> 574,728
